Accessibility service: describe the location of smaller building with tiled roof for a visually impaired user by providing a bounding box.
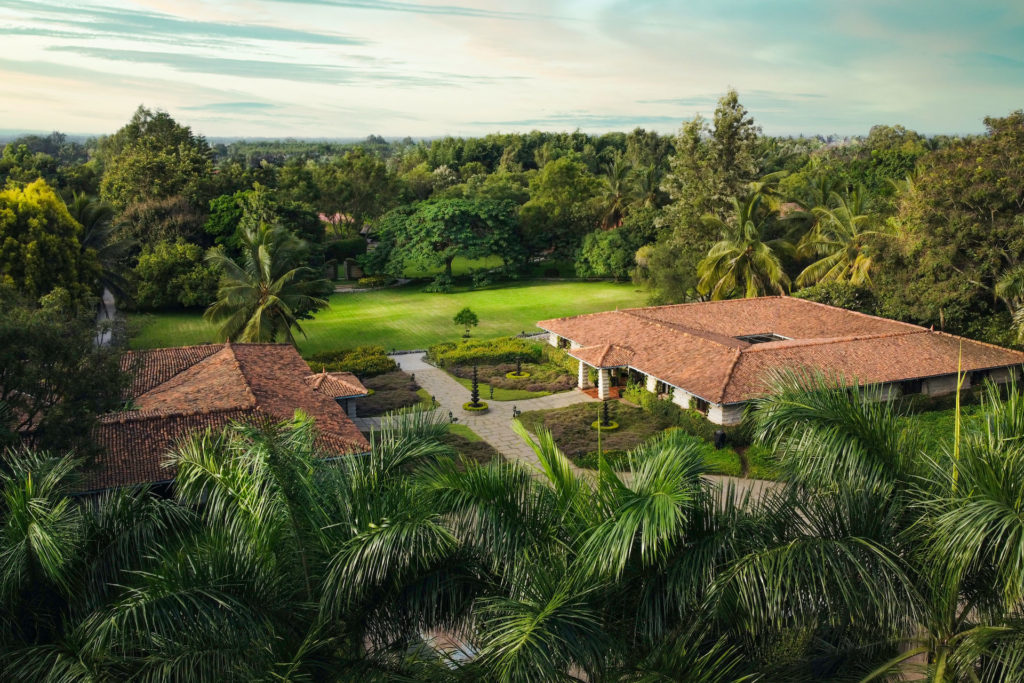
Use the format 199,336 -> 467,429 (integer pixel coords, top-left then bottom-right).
538,297 -> 1024,425
84,342 -> 370,492
305,369 -> 369,417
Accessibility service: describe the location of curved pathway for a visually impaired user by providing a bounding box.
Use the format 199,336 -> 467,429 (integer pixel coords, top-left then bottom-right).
391,353 -> 596,471
367,353 -> 779,501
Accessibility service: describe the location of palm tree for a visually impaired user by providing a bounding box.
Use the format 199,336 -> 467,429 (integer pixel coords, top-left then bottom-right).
204,222 -> 330,344
697,192 -> 793,299
599,154 -> 636,229
632,163 -> 664,209
995,250 -> 1024,341
795,186 -> 892,287
68,193 -> 133,305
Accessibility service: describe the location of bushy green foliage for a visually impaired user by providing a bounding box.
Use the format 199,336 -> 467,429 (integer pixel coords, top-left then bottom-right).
356,275 -> 394,287
325,236 -> 367,261
0,179 -> 99,302
306,345 -> 397,377
427,336 -> 543,367
133,239 -> 220,310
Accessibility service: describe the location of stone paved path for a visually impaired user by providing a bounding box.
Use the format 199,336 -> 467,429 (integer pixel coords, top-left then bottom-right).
391,353 -> 597,472
369,354 -> 782,501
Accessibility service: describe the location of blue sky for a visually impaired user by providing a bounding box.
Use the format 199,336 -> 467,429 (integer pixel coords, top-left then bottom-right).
1,0 -> 1022,138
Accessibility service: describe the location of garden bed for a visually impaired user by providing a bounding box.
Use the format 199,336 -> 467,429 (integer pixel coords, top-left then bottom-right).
518,401 -> 779,478
358,370 -> 430,417
447,361 -> 574,401
443,424 -> 501,465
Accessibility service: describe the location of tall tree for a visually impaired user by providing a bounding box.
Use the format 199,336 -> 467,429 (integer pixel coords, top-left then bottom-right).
795,186 -> 893,287
68,193 -> 133,303
98,106 -> 212,211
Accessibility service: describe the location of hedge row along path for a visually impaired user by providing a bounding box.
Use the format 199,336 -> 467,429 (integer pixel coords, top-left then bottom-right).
354,354 -> 778,501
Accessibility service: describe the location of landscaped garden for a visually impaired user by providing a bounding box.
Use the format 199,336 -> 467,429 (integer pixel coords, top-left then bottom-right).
427,336 -> 576,401
128,279 -> 647,353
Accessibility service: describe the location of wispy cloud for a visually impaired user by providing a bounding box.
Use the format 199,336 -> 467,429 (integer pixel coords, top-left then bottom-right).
2,0 -> 1022,137
2,1 -> 365,46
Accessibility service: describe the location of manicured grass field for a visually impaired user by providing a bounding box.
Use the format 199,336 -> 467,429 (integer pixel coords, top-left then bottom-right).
128,279 -> 649,354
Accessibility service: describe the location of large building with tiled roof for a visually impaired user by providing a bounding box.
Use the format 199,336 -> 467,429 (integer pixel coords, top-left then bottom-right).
84,342 -> 370,492
538,297 -> 1024,425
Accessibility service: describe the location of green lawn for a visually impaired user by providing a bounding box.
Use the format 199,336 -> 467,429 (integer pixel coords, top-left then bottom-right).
129,279 -> 649,354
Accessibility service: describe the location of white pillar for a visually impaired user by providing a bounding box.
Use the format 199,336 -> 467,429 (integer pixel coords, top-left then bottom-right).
645,374 -> 658,393
598,369 -> 610,400
548,332 -> 559,347
578,361 -> 591,389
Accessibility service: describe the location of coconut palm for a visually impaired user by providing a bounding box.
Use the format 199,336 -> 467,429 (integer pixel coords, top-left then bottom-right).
67,193 -> 133,305
740,370 -> 1024,681
204,222 -> 330,344
599,154 -> 636,229
697,192 -> 794,299
795,187 -> 892,287
995,252 -> 1024,341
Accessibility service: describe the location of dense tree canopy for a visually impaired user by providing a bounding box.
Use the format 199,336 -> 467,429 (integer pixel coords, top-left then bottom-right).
98,106 -> 212,210
0,179 -> 99,302
0,290 -> 126,455
373,198 -> 525,283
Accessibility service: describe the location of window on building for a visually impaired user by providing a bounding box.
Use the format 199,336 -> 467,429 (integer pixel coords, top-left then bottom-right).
971,370 -> 990,385
735,333 -> 787,344
901,379 -> 923,395
692,397 -> 709,415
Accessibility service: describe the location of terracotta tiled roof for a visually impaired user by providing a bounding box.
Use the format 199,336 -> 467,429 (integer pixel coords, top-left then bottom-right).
85,343 -> 370,491
569,343 -> 635,368
538,297 -> 1024,404
305,370 -> 369,398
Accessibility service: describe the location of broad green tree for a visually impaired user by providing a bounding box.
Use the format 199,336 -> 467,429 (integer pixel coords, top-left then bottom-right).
0,179 -> 98,302
373,198 -> 525,281
98,106 -> 212,210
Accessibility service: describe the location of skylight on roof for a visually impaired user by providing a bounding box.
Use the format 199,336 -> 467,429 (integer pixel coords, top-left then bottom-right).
736,333 -> 787,344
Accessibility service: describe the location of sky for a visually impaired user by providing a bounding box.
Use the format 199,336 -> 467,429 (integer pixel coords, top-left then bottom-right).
1,0 -> 1023,139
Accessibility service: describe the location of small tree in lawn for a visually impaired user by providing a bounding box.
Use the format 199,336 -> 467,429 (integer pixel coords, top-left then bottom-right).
454,307 -> 478,337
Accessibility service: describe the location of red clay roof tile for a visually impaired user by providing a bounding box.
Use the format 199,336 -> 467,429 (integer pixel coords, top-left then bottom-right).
539,297 -> 1024,404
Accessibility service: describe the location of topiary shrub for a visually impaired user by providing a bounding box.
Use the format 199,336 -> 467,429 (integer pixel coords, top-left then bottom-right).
463,401 -> 489,412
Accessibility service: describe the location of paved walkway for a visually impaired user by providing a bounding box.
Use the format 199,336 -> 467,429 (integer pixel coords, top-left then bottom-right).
375,354 -> 782,501
391,353 -> 597,471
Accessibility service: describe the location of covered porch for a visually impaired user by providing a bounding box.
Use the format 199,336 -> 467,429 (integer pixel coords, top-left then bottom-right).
568,343 -> 634,401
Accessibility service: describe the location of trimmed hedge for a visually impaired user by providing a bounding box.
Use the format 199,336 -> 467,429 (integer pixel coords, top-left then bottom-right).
306,345 -> 397,378
356,275 -> 394,288
428,337 -> 543,368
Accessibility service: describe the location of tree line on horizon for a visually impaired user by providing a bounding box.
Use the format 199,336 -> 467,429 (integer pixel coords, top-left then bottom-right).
2,92 -> 1024,349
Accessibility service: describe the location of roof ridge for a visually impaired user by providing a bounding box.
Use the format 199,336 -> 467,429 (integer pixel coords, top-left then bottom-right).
741,329 -> 921,352
222,342 -> 259,409
621,309 -> 747,350
102,405 -> 253,423
716,348 -> 745,403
